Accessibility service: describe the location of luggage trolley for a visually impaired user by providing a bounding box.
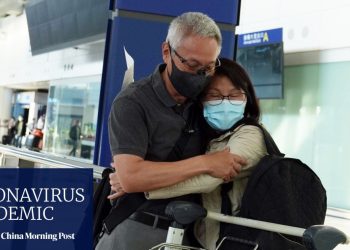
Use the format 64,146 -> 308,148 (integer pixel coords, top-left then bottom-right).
150,201 -> 349,250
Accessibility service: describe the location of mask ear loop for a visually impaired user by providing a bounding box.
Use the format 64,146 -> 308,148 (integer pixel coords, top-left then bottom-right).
166,56 -> 175,78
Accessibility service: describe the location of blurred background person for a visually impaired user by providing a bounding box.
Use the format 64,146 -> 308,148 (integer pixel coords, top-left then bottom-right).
26,117 -> 36,135
69,119 -> 81,156
2,116 -> 16,145
36,114 -> 45,130
14,115 -> 25,147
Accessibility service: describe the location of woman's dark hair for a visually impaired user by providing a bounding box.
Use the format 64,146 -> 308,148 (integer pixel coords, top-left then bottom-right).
208,57 -> 261,122
198,58 -> 261,143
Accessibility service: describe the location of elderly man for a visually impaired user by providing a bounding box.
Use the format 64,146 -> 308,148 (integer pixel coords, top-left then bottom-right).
96,12 -> 246,250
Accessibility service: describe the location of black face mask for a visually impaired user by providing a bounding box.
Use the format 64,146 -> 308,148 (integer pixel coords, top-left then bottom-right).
167,58 -> 211,100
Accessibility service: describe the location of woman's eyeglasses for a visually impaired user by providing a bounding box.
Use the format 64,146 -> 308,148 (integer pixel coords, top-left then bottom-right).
204,92 -> 246,106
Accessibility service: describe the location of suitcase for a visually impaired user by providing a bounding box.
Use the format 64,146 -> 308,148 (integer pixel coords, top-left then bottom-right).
2,135 -> 11,145
25,134 -> 41,150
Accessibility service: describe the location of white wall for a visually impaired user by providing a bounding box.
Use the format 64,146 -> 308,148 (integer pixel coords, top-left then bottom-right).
238,0 -> 350,54
0,87 -> 13,137
0,12 -> 104,86
1,2 -> 350,87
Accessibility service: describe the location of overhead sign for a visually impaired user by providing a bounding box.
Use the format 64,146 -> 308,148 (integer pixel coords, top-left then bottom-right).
116,0 -> 240,25
238,28 -> 283,48
16,92 -> 35,104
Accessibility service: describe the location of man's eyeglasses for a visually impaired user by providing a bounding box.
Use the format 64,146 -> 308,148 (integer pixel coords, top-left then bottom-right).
169,44 -> 220,76
204,92 -> 246,106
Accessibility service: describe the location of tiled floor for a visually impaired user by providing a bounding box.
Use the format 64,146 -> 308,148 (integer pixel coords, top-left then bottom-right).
324,208 -> 350,249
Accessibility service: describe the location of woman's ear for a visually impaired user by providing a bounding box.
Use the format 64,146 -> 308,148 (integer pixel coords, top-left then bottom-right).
162,42 -> 171,64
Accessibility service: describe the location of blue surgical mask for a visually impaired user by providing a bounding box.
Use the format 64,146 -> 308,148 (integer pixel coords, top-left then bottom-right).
203,100 -> 246,131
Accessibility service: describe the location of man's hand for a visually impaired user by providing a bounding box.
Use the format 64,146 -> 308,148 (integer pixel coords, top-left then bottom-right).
107,164 -> 126,200
204,147 -> 247,182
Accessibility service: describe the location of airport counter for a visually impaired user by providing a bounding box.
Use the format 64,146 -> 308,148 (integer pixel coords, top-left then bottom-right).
0,144 -> 104,181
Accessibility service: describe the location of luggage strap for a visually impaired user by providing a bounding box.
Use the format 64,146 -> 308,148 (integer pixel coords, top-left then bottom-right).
102,193 -> 146,234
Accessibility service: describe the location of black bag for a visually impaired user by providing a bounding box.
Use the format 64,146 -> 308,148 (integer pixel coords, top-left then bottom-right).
217,121 -> 327,250
2,135 -> 11,145
93,167 -> 114,247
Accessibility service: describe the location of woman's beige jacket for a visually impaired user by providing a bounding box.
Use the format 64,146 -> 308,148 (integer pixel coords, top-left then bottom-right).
146,125 -> 267,250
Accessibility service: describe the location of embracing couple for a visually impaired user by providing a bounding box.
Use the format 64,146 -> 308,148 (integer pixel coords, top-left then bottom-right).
96,12 -> 266,250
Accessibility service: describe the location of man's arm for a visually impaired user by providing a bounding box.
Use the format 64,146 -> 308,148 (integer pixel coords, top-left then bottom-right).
113,148 -> 245,193
145,125 -> 267,199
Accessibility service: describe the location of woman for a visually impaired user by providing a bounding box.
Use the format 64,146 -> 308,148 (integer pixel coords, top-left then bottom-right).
146,58 -> 267,249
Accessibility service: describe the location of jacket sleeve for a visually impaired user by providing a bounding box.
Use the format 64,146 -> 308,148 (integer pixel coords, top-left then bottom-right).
145,125 -> 267,199
145,174 -> 222,199
226,125 -> 267,180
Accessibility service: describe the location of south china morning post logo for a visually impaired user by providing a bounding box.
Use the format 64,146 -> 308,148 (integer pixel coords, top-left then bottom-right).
0,231 -> 73,241
0,168 -> 93,250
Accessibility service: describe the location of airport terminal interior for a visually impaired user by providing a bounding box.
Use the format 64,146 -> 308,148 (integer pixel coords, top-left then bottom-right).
0,0 -> 349,249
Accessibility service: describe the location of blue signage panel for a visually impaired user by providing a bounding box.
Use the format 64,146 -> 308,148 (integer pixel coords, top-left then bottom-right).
109,17 -> 236,82
0,168 -> 93,250
115,0 -> 240,25
235,28 -> 284,99
95,15 -> 237,167
95,0 -> 241,166
238,28 -> 283,48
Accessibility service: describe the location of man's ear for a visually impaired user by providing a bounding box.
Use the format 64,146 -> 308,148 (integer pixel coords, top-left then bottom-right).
162,42 -> 171,64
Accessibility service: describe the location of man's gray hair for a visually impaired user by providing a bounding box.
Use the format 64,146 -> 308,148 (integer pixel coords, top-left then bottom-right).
166,12 -> 222,53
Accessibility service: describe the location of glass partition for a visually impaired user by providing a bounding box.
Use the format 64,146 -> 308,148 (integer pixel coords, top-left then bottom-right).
260,61 -> 350,210
43,75 -> 101,162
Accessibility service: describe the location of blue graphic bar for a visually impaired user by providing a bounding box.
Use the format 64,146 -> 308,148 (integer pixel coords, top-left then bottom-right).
0,168 -> 93,250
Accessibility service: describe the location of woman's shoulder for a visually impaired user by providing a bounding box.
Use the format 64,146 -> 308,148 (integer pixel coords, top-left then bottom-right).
227,124 -> 268,163
209,124 -> 264,142
232,123 -> 264,135
228,124 -> 265,146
